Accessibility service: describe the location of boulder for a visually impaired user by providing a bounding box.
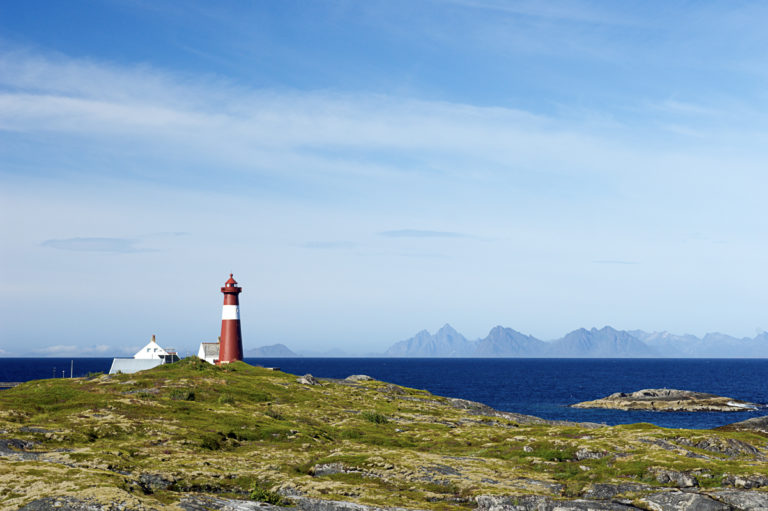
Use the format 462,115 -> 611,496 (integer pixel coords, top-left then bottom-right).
345,375 -> 373,382
574,447 -> 609,461
297,374 -> 320,385
310,463 -> 352,477
649,468 -> 699,488
638,491 -> 728,511
475,495 -> 636,510
722,473 -> 768,489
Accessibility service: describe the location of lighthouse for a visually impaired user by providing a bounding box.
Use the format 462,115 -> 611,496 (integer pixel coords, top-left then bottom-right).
218,273 -> 244,364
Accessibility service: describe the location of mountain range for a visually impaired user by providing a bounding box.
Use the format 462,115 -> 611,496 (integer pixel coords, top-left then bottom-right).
382,324 -> 768,358
244,325 -> 768,358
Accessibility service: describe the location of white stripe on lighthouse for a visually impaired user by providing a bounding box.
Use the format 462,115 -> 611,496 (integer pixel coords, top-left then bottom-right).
221,305 -> 240,320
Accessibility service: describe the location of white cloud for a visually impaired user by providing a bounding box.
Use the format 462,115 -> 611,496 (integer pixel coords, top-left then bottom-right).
0,50 -> 629,186
31,344 -> 125,357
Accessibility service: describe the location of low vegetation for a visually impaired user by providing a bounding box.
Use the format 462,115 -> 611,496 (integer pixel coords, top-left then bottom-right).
0,357 -> 766,510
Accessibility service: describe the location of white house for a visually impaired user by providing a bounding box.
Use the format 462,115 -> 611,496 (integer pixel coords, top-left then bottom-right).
198,342 -> 220,364
134,335 -> 172,359
109,335 -> 180,374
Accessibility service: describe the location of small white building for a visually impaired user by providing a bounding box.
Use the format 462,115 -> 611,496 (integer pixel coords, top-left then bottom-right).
109,335 -> 180,374
198,342 -> 220,365
134,335 -> 173,359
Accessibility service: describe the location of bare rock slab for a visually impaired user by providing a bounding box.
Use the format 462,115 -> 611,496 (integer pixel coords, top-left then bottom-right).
476,495 -> 637,510
638,491 -> 729,511
708,489 -> 768,510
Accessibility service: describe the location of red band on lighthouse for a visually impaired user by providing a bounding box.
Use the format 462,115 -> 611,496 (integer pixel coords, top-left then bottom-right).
218,273 -> 243,364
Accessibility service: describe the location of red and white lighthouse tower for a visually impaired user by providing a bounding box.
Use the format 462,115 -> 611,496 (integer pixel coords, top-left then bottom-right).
218,273 -> 243,364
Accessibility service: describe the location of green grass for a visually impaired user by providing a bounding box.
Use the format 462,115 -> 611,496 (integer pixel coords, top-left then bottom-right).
1,358 -> 766,511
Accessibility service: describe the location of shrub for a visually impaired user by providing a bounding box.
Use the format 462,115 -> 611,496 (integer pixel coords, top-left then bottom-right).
361,411 -> 388,424
218,395 -> 235,405
250,480 -> 287,505
169,388 -> 195,401
200,435 -> 222,450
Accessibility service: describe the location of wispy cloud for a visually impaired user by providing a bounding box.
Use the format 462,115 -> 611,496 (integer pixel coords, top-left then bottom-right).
31,344 -> 115,356
41,237 -> 142,253
379,229 -> 469,238
301,241 -> 358,250
41,237 -> 146,253
40,232 -> 188,253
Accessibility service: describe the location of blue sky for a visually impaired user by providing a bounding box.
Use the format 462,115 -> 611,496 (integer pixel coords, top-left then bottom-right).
1,1 -> 768,356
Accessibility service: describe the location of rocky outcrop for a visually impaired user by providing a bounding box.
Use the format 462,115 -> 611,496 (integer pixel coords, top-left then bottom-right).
138,472 -> 176,493
717,415 -> 768,436
345,375 -> 373,382
582,483 -> 653,500
708,490 -> 768,510
297,374 -> 320,385
23,491 -> 768,511
722,474 -> 768,489
18,496 -> 158,511
638,491 -> 728,510
649,468 -> 699,488
572,389 -> 759,412
476,495 -> 637,510
181,495 -> 415,511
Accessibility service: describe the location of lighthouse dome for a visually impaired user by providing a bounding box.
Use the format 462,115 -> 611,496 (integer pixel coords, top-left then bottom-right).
225,273 -> 238,287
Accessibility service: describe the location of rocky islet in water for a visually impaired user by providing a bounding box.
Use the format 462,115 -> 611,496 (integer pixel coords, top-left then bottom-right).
572,388 -> 761,412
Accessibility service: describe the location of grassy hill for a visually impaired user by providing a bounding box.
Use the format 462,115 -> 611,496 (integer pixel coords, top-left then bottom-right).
0,358 -> 766,510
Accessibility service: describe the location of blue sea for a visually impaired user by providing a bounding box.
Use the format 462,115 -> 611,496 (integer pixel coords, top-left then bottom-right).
2,357 -> 766,430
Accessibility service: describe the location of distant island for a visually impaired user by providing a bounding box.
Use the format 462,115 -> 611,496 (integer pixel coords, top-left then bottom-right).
252,324 -> 768,358
572,388 -> 761,412
245,343 -> 300,358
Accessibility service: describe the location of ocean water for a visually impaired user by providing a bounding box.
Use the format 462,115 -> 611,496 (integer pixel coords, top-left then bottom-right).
2,357 -> 766,430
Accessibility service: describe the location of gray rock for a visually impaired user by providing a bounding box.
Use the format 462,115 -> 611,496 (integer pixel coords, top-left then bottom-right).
290,496 -> 416,511
709,489 -> 768,510
673,436 -> 762,458
345,375 -> 373,382
574,448 -> 609,461
18,427 -> 54,433
650,468 -> 699,488
138,472 -> 175,492
638,491 -> 729,511
475,495 -> 637,510
722,473 -> 768,489
717,415 -> 768,435
179,495 -> 288,510
310,463 -> 356,477
17,497 -> 151,511
297,374 -> 320,385
0,438 -> 41,460
583,483 -> 653,500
